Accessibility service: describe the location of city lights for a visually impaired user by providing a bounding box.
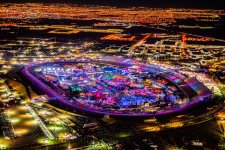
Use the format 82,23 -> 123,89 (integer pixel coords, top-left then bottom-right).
0,1 -> 224,150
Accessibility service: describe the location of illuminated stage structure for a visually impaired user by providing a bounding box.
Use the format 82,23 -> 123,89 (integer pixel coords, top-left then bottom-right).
22,57 -> 212,117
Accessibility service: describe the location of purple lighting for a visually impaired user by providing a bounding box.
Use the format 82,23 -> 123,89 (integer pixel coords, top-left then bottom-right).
22,57 -> 212,117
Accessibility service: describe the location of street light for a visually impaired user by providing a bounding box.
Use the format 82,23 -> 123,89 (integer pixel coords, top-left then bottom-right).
68,140 -> 71,149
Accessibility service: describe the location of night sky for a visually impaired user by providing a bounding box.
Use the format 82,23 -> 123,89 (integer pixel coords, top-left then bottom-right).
1,0 -> 225,9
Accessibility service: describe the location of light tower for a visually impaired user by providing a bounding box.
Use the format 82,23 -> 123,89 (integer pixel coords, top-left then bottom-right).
181,34 -> 187,55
